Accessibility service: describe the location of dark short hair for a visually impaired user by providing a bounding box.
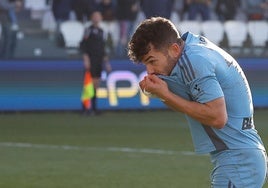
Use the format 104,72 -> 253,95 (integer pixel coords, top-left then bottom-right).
128,17 -> 181,63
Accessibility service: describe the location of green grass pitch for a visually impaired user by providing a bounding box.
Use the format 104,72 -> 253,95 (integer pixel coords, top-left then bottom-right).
0,109 -> 267,188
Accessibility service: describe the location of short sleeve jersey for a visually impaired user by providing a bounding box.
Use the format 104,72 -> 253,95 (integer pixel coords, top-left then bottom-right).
160,32 -> 265,154
80,25 -> 106,58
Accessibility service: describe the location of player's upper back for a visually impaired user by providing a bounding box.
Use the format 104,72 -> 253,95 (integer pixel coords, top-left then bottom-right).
180,32 -> 253,117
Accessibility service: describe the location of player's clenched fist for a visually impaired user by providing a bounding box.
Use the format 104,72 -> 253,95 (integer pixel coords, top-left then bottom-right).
139,74 -> 168,99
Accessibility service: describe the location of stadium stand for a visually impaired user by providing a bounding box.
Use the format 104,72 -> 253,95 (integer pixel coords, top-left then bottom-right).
224,20 -> 248,55
41,10 -> 56,34
59,20 -> 84,48
201,20 -> 224,46
247,21 -> 268,56
178,20 -> 201,35
2,0 -> 268,60
247,21 -> 268,47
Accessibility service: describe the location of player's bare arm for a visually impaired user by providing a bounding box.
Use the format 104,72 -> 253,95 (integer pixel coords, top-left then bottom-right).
140,74 -> 227,129
163,92 -> 227,129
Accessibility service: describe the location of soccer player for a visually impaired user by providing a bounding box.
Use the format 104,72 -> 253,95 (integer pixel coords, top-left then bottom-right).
128,17 -> 267,187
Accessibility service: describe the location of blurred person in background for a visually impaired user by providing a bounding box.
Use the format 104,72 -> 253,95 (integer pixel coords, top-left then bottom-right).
97,0 -> 118,58
0,0 -> 22,59
140,0 -> 174,19
215,0 -> 241,21
186,0 -> 211,21
262,0 -> 268,19
72,0 -> 97,23
173,0 -> 188,21
116,0 -> 139,58
80,11 -> 111,115
242,0 -> 268,20
51,0 -> 73,46
128,16 -> 267,187
52,0 -> 73,24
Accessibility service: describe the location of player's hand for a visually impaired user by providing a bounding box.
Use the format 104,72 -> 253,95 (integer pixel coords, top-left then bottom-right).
103,56 -> 112,73
105,62 -> 112,74
139,74 -> 168,99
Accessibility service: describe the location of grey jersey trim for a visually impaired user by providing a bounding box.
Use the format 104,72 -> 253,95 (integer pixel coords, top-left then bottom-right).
202,125 -> 229,151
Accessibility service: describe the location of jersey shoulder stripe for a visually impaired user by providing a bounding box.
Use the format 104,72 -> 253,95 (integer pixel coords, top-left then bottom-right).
179,53 -> 196,83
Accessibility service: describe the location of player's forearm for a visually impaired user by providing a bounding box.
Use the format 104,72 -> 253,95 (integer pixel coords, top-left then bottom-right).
162,91 -> 227,129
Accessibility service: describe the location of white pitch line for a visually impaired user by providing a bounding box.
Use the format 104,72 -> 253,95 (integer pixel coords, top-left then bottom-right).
0,142 -> 201,156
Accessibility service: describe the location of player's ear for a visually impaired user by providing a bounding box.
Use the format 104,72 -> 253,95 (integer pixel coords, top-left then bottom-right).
168,43 -> 180,58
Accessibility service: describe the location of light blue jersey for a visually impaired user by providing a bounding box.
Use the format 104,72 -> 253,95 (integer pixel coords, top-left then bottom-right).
160,32 -> 265,154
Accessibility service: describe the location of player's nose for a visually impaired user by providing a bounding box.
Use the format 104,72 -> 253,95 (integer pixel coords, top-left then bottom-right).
146,66 -> 154,75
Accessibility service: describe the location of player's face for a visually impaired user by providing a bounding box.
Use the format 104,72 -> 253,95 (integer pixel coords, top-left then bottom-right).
91,11 -> 102,25
141,44 -> 179,76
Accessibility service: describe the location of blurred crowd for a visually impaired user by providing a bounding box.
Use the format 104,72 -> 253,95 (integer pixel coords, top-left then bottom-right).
0,0 -> 23,59
1,0 -> 268,59
49,0 -> 268,58
47,0 -> 268,23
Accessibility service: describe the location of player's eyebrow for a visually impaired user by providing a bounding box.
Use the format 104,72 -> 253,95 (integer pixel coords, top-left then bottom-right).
144,56 -> 154,64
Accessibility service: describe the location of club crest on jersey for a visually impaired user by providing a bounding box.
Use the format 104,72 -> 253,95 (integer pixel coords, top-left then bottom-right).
199,36 -> 206,44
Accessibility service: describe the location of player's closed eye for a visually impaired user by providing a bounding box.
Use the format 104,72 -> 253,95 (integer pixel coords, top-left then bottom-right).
148,60 -> 157,65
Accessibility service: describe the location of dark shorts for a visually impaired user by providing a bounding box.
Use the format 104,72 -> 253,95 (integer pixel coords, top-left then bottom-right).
90,56 -> 103,78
